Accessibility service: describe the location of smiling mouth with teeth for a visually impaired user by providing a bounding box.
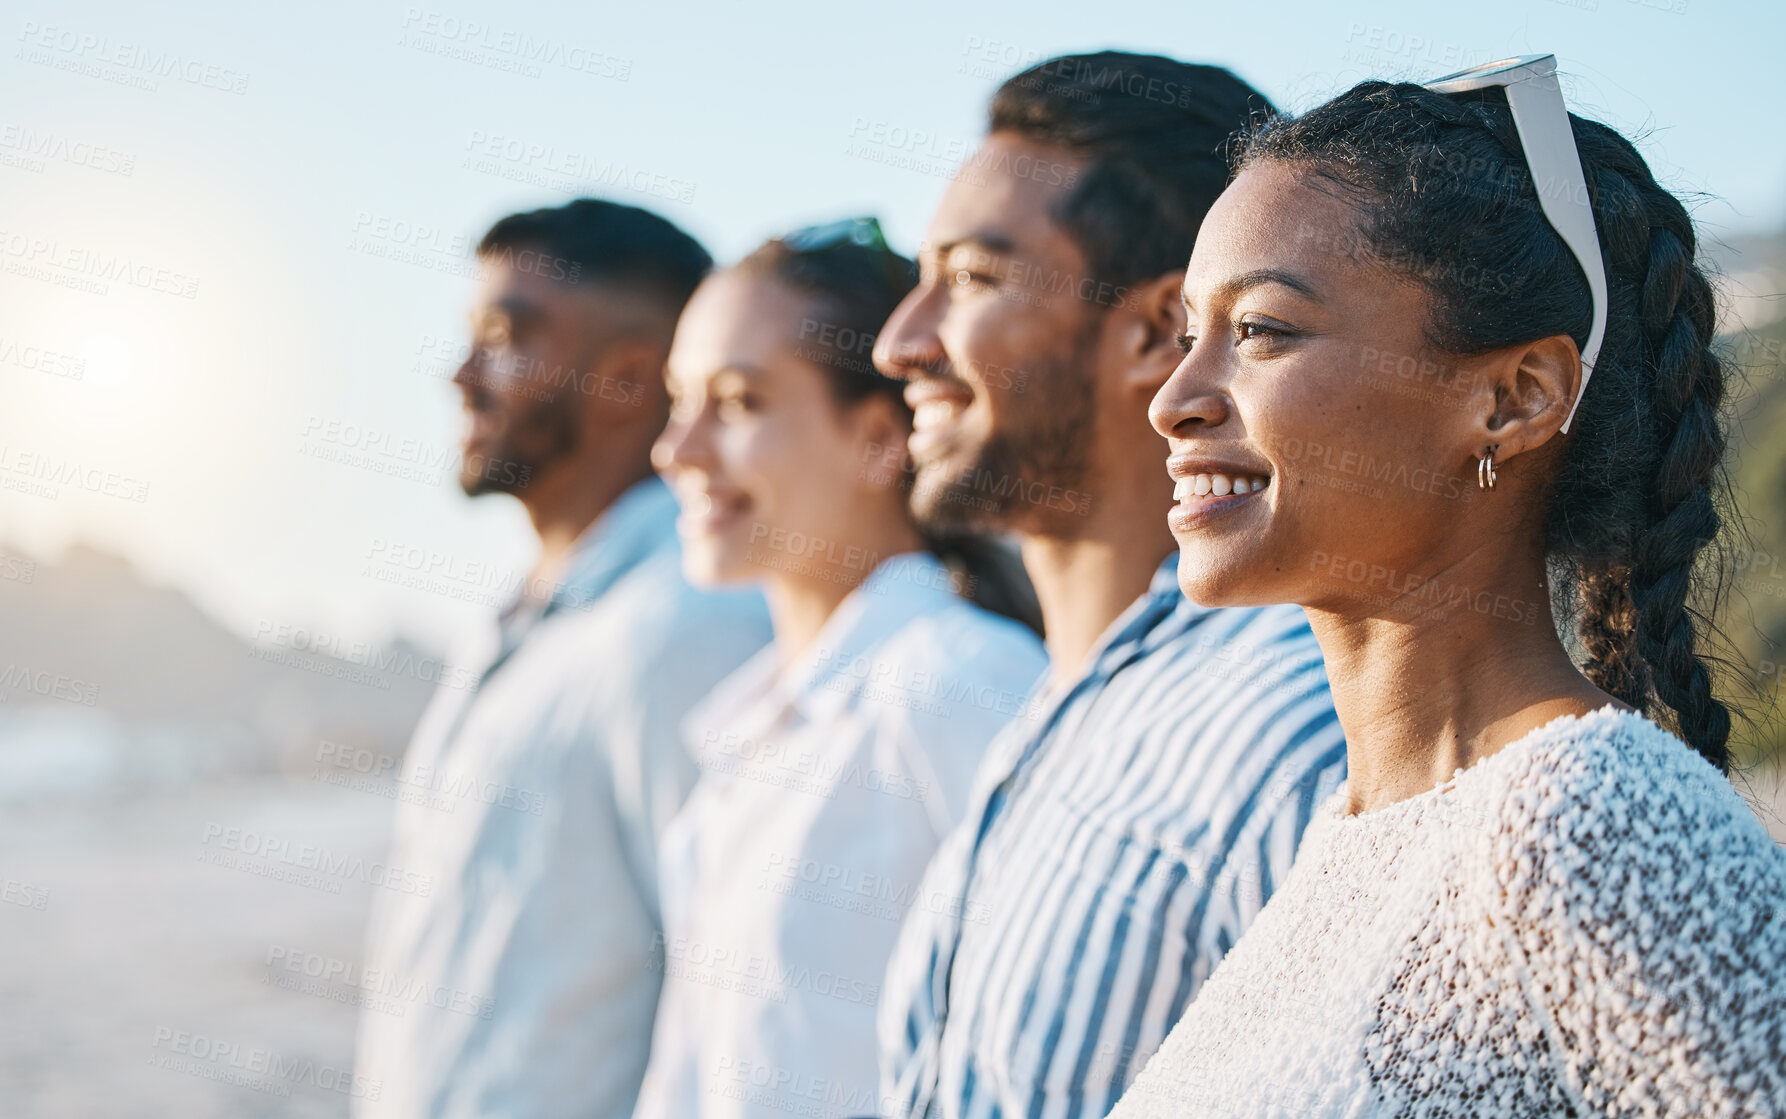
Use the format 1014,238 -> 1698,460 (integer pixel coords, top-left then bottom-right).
1174,473 -> 1271,500
912,398 -> 964,430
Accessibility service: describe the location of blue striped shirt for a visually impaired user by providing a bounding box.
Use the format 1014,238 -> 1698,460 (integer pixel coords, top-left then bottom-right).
877,558 -> 1346,1119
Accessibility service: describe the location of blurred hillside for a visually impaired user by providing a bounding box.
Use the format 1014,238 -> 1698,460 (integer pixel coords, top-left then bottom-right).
1711,225 -> 1786,769
0,544 -> 435,801
1715,227 -> 1786,334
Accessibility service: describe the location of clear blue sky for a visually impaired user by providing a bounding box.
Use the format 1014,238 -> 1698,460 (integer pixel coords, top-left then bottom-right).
3,0 -> 1782,650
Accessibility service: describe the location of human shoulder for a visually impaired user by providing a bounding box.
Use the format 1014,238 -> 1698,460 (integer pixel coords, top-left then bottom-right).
850,596 -> 1045,830
1152,601 -> 1329,690
1482,708 -> 1786,1115
519,550 -> 767,743
1101,604 -> 1336,766
1486,707 -> 1776,875
875,593 -> 1045,681
552,548 -> 768,673
851,594 -> 1046,739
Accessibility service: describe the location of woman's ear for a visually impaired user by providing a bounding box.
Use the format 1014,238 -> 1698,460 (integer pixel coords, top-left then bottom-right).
1468,333 -> 1583,466
1117,270 -> 1189,395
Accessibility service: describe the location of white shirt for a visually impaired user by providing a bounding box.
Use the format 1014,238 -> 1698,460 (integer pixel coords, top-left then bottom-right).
354,477 -> 770,1119
1109,707 -> 1786,1118
634,552 -> 1047,1119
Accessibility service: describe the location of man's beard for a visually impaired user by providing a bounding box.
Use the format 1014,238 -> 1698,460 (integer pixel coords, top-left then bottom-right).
909,326 -> 1099,534
459,392 -> 579,497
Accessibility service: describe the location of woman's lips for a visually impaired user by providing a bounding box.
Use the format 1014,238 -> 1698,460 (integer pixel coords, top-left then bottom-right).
1166,468 -> 1271,532
674,489 -> 750,537
1173,472 -> 1270,499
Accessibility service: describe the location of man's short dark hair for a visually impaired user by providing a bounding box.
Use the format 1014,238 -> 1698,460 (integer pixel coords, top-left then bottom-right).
989,51 -> 1276,288
477,197 -> 713,313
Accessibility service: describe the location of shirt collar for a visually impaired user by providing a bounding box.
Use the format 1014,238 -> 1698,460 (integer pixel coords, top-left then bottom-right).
1146,553 -> 1183,600
1033,554 -> 1194,700
488,475 -> 678,660
537,474 -> 679,614
788,551 -> 953,708
685,551 -> 956,739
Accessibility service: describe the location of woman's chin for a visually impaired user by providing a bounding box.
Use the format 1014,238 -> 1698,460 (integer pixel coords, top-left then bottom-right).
680,545 -> 752,590
1172,550 -> 1273,610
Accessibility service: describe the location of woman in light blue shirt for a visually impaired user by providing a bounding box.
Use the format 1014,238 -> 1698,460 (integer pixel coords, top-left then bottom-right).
634,219 -> 1048,1119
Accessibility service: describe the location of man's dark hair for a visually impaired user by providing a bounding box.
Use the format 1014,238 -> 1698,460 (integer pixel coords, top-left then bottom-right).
989,51 -> 1276,287
477,197 -> 713,312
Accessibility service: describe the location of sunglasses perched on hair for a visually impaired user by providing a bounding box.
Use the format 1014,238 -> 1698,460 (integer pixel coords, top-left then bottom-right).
1425,54 -> 1607,433
777,216 -> 893,254
775,215 -> 915,294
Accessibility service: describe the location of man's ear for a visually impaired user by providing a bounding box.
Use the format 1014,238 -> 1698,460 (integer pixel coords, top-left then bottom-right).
587,335 -> 671,422
1116,270 -> 1188,395
1466,333 -> 1583,468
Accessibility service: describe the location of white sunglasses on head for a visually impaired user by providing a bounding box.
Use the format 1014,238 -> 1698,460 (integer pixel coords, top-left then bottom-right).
1425,54 -> 1606,433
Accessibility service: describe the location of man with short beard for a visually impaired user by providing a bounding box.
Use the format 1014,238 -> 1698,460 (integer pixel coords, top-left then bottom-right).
354,199 -> 769,1119
871,53 -> 1347,1119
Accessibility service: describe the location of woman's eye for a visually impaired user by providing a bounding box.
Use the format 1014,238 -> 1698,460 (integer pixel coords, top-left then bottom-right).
715,394 -> 754,422
953,269 -> 997,289
1237,318 -> 1286,342
1174,332 -> 1196,356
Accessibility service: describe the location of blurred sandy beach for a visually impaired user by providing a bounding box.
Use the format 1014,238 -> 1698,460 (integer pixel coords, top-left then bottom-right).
1,775 -> 392,1117
4,756 -> 1783,1118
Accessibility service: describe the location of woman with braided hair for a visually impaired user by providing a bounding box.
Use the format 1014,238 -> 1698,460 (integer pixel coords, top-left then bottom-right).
1112,63 -> 1786,1117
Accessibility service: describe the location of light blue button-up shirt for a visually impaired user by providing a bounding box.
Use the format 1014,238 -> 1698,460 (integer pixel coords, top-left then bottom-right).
879,559 -> 1347,1119
354,476 -> 770,1119
634,552 -> 1047,1119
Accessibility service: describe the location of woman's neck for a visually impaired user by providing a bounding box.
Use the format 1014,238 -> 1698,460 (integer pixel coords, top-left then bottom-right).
1305,554 -> 1622,815
760,517 -> 926,671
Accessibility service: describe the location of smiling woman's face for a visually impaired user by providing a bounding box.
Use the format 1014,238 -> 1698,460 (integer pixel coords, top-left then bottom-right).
655,268 -> 902,588
1151,161 -> 1500,612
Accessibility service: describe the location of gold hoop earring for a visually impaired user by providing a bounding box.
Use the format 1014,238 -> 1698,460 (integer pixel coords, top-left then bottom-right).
1478,445 -> 1499,490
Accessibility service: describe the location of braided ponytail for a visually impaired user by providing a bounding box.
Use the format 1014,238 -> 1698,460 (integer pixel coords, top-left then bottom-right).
1239,81 -> 1738,768
1603,168 -> 1732,768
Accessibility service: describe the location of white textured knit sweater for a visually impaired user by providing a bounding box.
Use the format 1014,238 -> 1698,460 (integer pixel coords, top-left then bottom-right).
1109,707 -> 1786,1118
